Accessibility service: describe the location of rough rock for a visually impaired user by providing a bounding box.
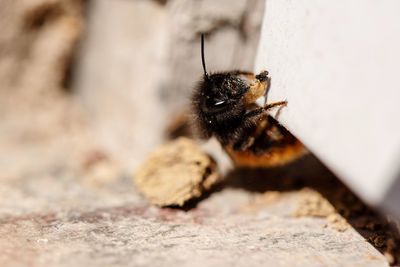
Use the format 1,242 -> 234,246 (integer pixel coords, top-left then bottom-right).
134,137 -> 219,206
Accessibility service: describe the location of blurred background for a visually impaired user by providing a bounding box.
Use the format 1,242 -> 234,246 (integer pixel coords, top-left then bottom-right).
0,0 -> 264,214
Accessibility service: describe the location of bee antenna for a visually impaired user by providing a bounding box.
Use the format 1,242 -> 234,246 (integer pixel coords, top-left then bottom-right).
201,34 -> 209,80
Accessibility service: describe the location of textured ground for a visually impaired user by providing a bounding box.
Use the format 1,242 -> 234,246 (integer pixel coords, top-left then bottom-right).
0,149 -> 397,266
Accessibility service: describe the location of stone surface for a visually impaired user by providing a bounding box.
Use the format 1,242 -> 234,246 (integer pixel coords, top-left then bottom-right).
0,204 -> 388,267
0,152 -> 397,266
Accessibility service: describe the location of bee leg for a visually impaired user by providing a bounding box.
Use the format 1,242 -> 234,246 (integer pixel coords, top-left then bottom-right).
233,135 -> 255,151
232,108 -> 268,151
264,100 -> 287,110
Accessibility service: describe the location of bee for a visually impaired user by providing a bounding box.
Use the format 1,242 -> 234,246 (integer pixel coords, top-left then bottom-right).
191,34 -> 306,167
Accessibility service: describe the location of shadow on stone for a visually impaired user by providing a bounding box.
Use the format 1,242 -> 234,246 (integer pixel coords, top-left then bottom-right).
222,154 -> 400,264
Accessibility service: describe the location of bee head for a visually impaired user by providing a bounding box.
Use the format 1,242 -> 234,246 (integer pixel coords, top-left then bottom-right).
198,72 -> 247,113
189,35 -> 248,139
191,72 -> 248,140
191,34 -> 269,140
196,34 -> 248,113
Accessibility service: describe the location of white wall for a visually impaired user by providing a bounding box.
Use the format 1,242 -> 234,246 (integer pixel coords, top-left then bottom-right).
255,0 -> 400,216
